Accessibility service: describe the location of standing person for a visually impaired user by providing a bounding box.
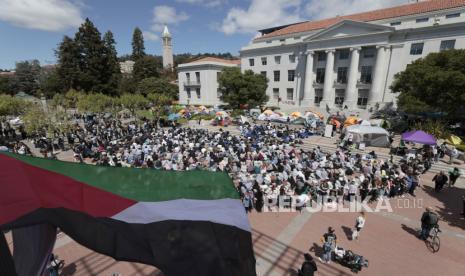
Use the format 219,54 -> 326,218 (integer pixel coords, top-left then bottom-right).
432,171 -> 448,192
419,207 -> 438,240
449,146 -> 458,164
352,212 -> 366,241
298,253 -> 317,276
448,167 -> 461,187
319,227 -> 337,264
409,173 -> 420,196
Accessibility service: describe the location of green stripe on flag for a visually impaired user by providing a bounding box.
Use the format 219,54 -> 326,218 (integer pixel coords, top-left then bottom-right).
3,153 -> 239,202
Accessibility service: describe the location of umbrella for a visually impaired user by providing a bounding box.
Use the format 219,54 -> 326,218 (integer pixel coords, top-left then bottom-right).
216,111 -> 228,117
344,116 -> 358,127
447,135 -> 463,145
291,111 -> 302,117
401,130 -> 437,145
168,113 -> 180,121
330,118 -> 341,128
263,110 -> 274,115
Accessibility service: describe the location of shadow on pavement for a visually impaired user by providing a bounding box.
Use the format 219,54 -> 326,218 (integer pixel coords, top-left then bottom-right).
341,226 -> 353,241
253,230 -> 351,275
61,263 -> 77,275
422,185 -> 465,231
401,223 -> 419,238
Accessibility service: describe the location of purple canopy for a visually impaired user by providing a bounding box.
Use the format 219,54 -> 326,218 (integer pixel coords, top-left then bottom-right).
401,130 -> 437,145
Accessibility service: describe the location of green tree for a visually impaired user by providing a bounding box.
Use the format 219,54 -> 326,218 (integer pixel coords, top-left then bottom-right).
39,68 -> 64,98
137,77 -> 178,99
119,93 -> 148,114
131,27 -> 146,60
133,56 -> 161,82
391,49 -> 465,120
0,76 -> 13,95
218,68 -> 268,109
13,60 -> 42,95
21,105 -> 50,135
77,93 -> 114,113
56,35 -> 80,91
118,75 -> 137,94
0,95 -> 30,117
103,30 -> 121,95
147,93 -> 172,121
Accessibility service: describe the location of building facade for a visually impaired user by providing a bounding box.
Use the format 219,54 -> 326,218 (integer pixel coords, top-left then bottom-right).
177,57 -> 240,106
162,25 -> 174,71
119,60 -> 135,74
240,0 -> 465,112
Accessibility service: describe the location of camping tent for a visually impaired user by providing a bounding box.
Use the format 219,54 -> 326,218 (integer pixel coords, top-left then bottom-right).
401,130 -> 436,145
346,124 -> 390,147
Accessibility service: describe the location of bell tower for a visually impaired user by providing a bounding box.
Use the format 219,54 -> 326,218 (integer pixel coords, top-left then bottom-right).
162,25 -> 174,71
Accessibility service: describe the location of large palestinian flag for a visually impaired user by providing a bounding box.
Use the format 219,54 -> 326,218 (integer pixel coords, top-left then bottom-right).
0,152 -> 256,276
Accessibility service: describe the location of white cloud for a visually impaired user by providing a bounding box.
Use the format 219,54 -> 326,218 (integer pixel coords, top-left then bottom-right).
151,5 -> 189,33
304,0 -> 406,20
143,31 -> 159,41
220,0 -> 302,35
176,0 -> 225,8
0,0 -> 83,31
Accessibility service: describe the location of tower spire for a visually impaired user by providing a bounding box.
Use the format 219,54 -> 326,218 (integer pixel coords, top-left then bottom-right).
162,24 -> 174,71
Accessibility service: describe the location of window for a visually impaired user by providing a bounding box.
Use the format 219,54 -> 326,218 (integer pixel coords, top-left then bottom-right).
186,72 -> 190,81
195,72 -> 200,82
410,43 -> 424,55
360,66 -> 372,83
266,40 -> 272,44
196,88 -> 201,99
416,18 -> 429,23
390,21 -> 401,26
249,58 -> 255,66
186,88 -> 191,99
316,68 -> 325,83
334,89 -> 345,107
260,71 -> 267,78
337,67 -> 348,84
363,48 -> 375,58
261,57 -> 267,65
339,49 -> 350,60
294,36 -> 301,40
286,88 -> 294,100
446,13 -> 460,19
288,70 -> 295,82
217,72 -> 221,80
314,89 -> 323,105
279,39 -> 285,42
273,88 -> 279,100
289,54 -> 296,63
275,56 -> 281,64
274,70 -> 280,82
440,40 -> 455,51
357,89 -> 369,108
217,89 -> 222,99
317,52 -> 326,61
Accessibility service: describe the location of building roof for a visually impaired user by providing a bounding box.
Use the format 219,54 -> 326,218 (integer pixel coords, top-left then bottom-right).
162,25 -> 171,38
186,57 -> 241,65
260,0 -> 465,39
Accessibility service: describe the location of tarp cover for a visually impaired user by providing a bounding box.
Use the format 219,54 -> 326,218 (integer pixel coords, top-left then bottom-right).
346,125 -> 390,147
401,130 -> 437,145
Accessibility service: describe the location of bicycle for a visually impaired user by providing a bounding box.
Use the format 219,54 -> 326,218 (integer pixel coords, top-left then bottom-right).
426,224 -> 441,253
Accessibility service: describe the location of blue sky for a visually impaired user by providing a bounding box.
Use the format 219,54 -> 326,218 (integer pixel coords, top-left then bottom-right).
0,0 -> 405,69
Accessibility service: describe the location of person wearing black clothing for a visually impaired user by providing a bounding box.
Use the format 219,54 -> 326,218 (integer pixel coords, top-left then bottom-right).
432,171 -> 448,192
298,253 -> 317,276
419,207 -> 438,240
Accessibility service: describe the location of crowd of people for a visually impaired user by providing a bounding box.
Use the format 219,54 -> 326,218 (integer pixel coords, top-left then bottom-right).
3,114 -> 459,214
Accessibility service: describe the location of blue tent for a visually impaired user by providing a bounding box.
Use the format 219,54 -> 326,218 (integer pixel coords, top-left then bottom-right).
168,113 -> 180,121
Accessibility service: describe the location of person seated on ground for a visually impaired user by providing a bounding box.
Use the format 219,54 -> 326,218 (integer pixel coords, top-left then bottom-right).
419,207 -> 439,240
298,253 -> 317,276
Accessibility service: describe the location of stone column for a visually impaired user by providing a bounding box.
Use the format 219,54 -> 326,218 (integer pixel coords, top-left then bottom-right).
369,45 -> 389,106
320,49 -> 335,108
301,50 -> 314,107
345,47 -> 361,109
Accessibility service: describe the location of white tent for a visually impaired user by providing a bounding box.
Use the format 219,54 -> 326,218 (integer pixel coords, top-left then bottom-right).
346,124 -> 390,147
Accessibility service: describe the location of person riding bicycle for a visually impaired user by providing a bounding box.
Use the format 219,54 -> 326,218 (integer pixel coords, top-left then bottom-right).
419,207 -> 439,240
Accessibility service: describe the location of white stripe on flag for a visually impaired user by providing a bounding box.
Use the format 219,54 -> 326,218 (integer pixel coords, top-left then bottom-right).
111,198 -> 251,232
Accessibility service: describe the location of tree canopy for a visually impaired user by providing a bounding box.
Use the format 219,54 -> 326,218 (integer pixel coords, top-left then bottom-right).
218,68 -> 268,109
137,77 -> 178,99
133,56 -> 161,82
391,49 -> 465,120
55,18 -> 121,95
131,27 -> 145,60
